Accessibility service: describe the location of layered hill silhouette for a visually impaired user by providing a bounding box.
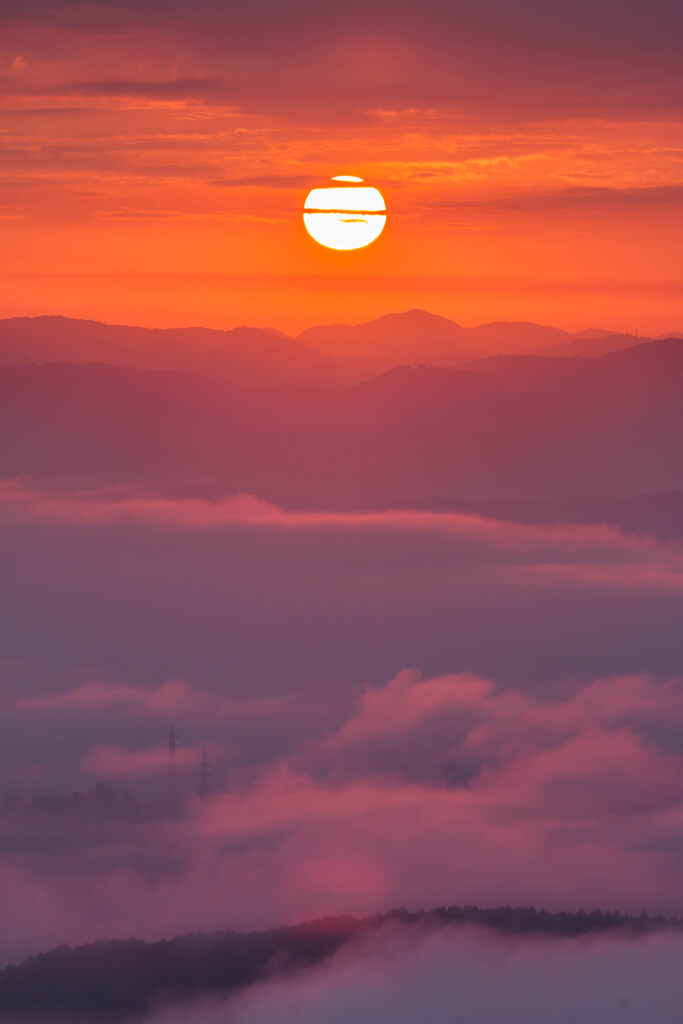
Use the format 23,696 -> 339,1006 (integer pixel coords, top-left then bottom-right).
0,905 -> 676,1022
0,311 -> 656,385
299,310 -> 650,368
298,308 -> 478,373
2,339 -> 682,506
0,316 -> 339,387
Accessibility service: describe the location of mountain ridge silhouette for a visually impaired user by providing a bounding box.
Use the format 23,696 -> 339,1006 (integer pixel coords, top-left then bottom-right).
2,338 -> 682,505
0,310 -> 659,386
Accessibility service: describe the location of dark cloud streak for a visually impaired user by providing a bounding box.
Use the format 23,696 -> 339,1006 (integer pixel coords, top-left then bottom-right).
1,0 -> 682,120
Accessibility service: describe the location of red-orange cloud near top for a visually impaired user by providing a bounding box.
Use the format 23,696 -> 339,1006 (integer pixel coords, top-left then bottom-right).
0,0 -> 681,332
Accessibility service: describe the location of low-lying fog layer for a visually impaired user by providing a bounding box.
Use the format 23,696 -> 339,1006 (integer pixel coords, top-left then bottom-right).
154,924 -> 683,1024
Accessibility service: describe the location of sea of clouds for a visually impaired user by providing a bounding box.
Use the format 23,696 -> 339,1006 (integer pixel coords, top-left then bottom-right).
0,483 -> 682,962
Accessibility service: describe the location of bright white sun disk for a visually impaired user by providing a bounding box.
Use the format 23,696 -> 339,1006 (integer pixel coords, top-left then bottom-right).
303,177 -> 386,251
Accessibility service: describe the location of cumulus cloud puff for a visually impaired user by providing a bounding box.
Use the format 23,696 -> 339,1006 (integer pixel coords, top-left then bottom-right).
1,665 -> 683,961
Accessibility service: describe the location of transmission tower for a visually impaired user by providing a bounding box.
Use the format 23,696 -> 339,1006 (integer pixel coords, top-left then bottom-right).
198,744 -> 212,798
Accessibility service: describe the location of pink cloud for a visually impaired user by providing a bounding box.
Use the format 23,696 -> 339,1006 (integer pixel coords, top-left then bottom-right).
2,669 -> 683,961
0,480 -> 670,564
82,742 -> 203,778
18,678 -> 191,713
325,670 -> 495,746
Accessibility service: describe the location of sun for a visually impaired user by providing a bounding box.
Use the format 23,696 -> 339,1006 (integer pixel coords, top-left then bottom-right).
303,176 -> 386,251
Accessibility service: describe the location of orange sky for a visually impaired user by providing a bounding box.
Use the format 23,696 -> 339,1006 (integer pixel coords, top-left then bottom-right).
1,1 -> 682,334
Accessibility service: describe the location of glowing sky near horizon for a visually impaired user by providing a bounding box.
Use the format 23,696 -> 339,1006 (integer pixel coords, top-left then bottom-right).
0,0 -> 681,332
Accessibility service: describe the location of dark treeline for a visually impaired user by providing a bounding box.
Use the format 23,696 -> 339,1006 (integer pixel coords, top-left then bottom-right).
0,905 -> 679,1022
0,783 -> 150,825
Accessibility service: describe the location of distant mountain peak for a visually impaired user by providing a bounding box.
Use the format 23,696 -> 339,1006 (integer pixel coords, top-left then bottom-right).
392,307 -> 459,324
